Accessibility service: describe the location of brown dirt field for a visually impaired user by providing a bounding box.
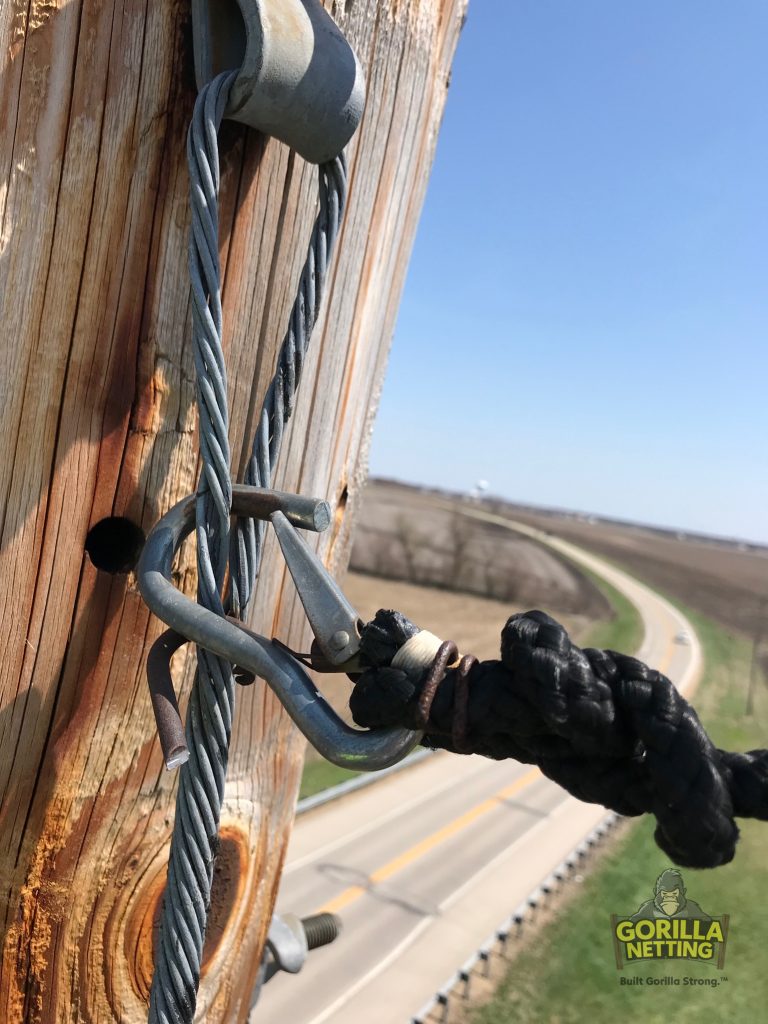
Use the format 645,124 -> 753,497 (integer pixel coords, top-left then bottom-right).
496,504 -> 768,643
359,480 -> 768,689
344,571 -> 591,661
313,570 -> 590,729
305,480 -> 604,763
362,479 -> 768,645
350,481 -> 611,620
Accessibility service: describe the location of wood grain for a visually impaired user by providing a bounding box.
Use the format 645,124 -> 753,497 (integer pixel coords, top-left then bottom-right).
0,1 -> 467,1019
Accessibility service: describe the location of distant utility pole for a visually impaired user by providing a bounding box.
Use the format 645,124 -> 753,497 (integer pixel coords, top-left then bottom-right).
746,598 -> 767,716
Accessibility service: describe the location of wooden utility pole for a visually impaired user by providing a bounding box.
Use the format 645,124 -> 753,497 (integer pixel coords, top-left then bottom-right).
0,2 -> 467,1021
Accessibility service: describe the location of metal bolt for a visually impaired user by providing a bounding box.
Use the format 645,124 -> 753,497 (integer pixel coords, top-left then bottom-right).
330,629 -> 350,651
302,912 -> 341,950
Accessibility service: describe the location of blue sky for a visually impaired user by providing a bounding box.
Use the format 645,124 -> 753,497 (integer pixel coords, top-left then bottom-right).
368,1 -> 768,543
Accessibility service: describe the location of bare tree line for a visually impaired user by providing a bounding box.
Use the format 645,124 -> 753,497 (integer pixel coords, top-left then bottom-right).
351,515 -> 535,606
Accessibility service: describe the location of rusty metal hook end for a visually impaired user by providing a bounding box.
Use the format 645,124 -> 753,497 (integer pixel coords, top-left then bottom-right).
146,630 -> 191,771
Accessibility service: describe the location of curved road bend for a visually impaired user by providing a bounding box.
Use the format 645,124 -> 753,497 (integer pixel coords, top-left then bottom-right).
252,511 -> 702,1024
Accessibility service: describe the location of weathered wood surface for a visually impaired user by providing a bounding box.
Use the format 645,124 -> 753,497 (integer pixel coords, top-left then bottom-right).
0,1 -> 467,1021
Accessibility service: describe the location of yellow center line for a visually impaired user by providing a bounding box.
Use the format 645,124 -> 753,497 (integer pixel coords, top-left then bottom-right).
657,627 -> 678,676
315,767 -> 541,915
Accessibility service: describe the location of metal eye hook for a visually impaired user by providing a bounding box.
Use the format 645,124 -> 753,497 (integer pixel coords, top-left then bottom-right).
191,0 -> 366,164
138,485 -> 421,771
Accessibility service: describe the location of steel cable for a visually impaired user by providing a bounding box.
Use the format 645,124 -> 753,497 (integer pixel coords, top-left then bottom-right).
148,71 -> 348,1023
229,153 -> 347,615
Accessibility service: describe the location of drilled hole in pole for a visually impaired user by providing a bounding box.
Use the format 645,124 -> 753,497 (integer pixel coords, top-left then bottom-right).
85,517 -> 146,574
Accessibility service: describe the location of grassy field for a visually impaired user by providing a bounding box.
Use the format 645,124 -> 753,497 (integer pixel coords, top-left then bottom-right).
507,502 -> 768,655
299,760 -> 361,800
468,607 -> 768,1024
581,566 -> 645,654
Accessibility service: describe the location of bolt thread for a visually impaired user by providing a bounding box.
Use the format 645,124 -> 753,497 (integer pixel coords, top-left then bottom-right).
302,912 -> 342,950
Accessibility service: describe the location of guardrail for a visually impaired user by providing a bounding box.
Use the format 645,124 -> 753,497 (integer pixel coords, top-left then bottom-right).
296,748 -> 436,815
410,811 -> 622,1024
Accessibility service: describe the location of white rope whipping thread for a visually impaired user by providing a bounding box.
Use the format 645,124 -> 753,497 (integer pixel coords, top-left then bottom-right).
148,71 -> 348,1024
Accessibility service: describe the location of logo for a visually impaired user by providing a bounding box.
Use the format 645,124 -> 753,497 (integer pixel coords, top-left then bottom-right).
611,869 -> 728,969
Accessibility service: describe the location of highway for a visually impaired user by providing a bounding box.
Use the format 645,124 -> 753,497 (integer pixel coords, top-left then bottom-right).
252,513 -> 702,1024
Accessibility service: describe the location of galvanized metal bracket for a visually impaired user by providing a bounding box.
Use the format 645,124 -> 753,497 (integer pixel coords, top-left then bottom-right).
264,914 -> 308,978
191,0 -> 365,163
250,911 -> 342,1011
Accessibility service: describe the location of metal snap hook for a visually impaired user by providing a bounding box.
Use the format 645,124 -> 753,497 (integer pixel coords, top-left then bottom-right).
138,485 -> 421,771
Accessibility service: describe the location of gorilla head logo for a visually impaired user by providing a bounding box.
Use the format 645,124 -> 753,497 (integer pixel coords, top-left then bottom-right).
629,867 -> 711,922
653,868 -> 687,916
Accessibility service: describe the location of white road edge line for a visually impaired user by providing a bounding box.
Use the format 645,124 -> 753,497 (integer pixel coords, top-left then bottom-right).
285,756 -> 506,874
298,502 -> 703,1024
303,792 -> 574,1024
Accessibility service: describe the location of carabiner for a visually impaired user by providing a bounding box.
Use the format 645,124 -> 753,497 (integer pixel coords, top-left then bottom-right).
137,485 -> 421,771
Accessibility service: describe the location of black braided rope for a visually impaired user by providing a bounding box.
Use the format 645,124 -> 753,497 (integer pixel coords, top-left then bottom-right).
349,610 -> 768,869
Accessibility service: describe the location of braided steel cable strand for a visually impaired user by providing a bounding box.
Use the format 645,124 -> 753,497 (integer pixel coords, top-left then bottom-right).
149,71 -> 238,1024
149,77 -> 349,1022
229,154 -> 348,615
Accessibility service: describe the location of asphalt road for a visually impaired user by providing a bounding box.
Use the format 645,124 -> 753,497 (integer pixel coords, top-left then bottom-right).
252,512 -> 702,1024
